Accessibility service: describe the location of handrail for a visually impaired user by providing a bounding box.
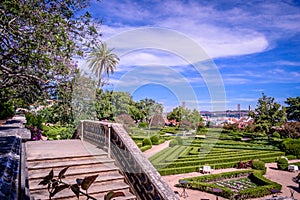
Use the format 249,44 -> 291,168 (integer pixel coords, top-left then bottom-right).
80,120 -> 179,200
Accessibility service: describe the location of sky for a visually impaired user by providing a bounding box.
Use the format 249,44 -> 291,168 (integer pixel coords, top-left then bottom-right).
79,0 -> 300,112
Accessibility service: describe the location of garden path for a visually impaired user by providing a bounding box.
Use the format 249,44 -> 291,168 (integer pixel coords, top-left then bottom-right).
143,140 -> 170,158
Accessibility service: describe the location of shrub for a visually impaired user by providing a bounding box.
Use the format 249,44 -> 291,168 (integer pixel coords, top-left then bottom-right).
174,136 -> 183,145
277,157 -> 288,170
0,101 -> 14,120
169,139 -> 178,147
42,125 -> 75,140
140,145 -> 152,152
150,135 -> 160,145
142,137 -> 152,146
25,112 -> 44,129
138,122 -> 148,128
252,160 -> 266,171
272,131 -> 281,138
281,138 -> 300,158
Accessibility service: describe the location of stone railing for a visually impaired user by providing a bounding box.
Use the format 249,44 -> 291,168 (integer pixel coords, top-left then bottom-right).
80,120 -> 179,200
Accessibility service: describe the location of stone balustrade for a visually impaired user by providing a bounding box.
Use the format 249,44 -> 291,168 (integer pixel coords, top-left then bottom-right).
80,120 -> 179,200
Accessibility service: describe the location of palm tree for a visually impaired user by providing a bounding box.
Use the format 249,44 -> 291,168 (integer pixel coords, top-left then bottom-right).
87,42 -> 119,87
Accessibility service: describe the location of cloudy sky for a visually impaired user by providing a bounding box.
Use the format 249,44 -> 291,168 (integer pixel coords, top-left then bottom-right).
82,0 -> 300,112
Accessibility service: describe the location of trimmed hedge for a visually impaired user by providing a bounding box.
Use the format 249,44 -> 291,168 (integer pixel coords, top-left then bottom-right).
180,170 -> 281,199
277,157 -> 288,170
140,145 -> 152,152
150,135 -> 160,145
169,139 -> 178,147
142,137 -> 152,146
252,160 -> 266,172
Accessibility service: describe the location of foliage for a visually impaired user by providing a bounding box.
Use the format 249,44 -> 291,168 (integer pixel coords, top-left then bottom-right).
42,125 -> 75,140
285,96 -> 300,122
39,167 -> 124,200
87,43 -> 119,87
169,139 -> 179,147
140,145 -> 152,152
223,123 -> 239,132
281,138 -> 300,158
25,112 -> 44,129
150,135 -> 160,145
252,160 -> 266,171
276,157 -> 289,170
138,122 -> 148,128
181,170 -> 281,199
174,136 -> 183,145
167,106 -> 183,122
142,137 -> 152,146
135,98 -> 163,122
249,93 -> 286,134
281,122 -> 300,138
272,131 -> 281,138
94,89 -> 113,120
0,0 -> 100,104
0,100 -> 14,119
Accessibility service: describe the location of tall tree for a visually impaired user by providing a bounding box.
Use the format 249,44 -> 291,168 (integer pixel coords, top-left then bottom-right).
285,96 -> 300,122
87,43 -> 119,87
0,0 -> 100,104
249,93 -> 287,134
136,98 -> 163,122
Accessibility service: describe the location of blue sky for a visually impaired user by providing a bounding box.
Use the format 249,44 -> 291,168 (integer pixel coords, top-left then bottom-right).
79,0 -> 300,112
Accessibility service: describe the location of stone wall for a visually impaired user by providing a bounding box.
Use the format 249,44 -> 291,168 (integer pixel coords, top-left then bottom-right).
80,120 -> 179,200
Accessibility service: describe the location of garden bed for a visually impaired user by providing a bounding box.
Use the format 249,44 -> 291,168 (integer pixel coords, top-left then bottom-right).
180,170 -> 281,199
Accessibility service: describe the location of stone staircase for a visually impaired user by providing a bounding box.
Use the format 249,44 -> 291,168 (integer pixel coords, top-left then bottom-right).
26,140 -> 136,200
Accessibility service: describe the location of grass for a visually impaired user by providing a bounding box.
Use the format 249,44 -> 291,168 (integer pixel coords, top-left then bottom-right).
148,128 -> 288,175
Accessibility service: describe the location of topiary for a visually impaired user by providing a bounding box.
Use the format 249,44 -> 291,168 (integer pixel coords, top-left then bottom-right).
150,135 -> 160,145
252,160 -> 266,171
174,136 -> 183,145
277,157 -> 288,170
142,137 -> 152,146
169,139 -> 178,147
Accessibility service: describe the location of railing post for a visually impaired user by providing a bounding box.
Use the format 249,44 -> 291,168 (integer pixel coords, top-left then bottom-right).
81,120 -> 84,141
108,124 -> 111,158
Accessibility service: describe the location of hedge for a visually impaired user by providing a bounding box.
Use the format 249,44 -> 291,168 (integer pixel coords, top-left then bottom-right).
140,145 -> 152,152
155,151 -> 284,169
180,170 -> 281,199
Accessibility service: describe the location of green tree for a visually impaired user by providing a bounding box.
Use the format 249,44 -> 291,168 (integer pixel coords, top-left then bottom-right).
87,43 -> 119,88
136,98 -> 163,122
167,107 -> 203,130
94,89 -> 113,121
167,106 -> 184,122
0,0 -> 100,104
249,93 -> 287,134
285,96 -> 300,121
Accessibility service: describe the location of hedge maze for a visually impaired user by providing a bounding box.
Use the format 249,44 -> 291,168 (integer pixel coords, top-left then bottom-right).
149,139 -> 293,176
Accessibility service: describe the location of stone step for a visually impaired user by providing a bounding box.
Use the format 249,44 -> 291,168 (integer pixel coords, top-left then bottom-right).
29,172 -> 124,191
27,157 -> 114,170
26,140 -> 107,161
30,181 -> 132,200
28,163 -> 119,180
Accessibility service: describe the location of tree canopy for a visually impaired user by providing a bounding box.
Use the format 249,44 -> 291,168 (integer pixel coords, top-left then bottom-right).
0,0 -> 100,104
249,93 -> 287,134
167,106 -> 203,130
285,96 -> 300,122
